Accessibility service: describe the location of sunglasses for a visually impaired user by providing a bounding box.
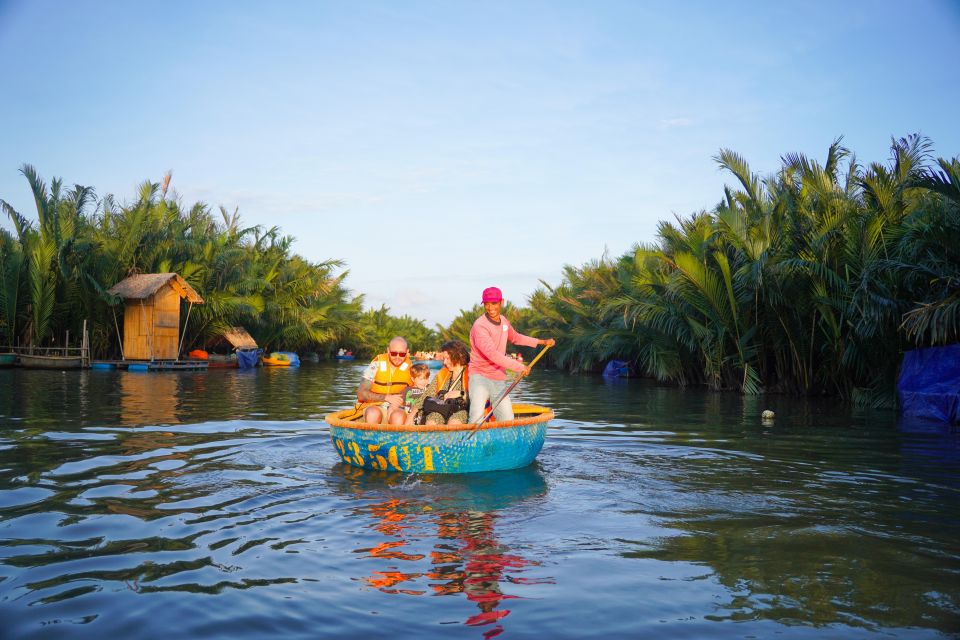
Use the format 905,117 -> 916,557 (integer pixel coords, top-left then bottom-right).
389,350 -> 407,357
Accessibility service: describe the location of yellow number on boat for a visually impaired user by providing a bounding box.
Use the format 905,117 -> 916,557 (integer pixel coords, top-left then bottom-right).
366,443 -> 387,470
387,446 -> 403,472
348,441 -> 364,466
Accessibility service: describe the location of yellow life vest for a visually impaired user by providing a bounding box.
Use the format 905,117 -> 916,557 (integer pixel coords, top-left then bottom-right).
369,353 -> 413,395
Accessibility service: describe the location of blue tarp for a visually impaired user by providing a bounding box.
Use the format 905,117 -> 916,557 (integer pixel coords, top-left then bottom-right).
897,344 -> 960,424
275,351 -> 301,367
236,348 -> 260,369
603,360 -> 630,378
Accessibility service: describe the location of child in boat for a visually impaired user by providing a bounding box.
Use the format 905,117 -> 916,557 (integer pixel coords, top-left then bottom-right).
389,363 -> 431,425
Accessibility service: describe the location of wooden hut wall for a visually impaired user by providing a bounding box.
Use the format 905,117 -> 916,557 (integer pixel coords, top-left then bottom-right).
122,285 -> 183,360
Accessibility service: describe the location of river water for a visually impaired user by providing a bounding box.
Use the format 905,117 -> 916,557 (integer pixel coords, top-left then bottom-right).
1,363 -> 958,638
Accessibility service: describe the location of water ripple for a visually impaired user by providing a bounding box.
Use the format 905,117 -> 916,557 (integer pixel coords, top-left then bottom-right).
0,366 -> 957,638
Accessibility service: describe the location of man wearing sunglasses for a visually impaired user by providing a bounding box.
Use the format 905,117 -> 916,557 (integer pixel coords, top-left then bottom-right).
357,336 -> 414,423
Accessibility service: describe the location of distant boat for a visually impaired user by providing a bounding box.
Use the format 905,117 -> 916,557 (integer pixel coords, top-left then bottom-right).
0,353 -> 16,367
187,349 -> 236,368
19,354 -> 83,370
263,351 -> 300,367
334,354 -> 355,361
206,354 -> 238,368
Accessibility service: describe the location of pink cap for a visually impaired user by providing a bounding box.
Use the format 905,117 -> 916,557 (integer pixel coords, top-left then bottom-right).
482,286 -> 503,303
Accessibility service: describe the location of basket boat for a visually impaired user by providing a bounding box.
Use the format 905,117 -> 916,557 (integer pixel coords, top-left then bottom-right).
18,354 -> 83,369
324,403 -> 553,474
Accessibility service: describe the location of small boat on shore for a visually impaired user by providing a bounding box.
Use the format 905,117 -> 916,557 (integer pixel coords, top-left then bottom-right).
324,403 -> 553,473
18,354 -> 84,370
187,349 -> 237,368
206,354 -> 238,368
263,351 -> 300,367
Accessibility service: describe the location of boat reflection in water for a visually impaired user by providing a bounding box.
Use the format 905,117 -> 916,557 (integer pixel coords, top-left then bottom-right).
332,464 -> 553,637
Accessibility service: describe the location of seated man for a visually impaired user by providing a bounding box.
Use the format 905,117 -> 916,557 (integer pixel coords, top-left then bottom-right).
356,336 -> 413,423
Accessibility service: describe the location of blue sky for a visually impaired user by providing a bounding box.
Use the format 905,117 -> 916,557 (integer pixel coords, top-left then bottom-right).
1,1 -> 958,326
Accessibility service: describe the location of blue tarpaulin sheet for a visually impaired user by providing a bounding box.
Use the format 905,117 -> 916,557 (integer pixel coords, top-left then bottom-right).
897,344 -> 960,424
236,349 -> 260,369
603,360 -> 630,378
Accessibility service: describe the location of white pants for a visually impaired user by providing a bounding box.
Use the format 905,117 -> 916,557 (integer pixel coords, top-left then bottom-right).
468,373 -> 513,423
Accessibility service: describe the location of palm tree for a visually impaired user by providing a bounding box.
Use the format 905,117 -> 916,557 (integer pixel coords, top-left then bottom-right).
0,229 -> 25,346
1,165 -> 98,348
898,157 -> 960,345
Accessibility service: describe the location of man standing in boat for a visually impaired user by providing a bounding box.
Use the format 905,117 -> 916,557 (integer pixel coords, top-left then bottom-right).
356,336 -> 413,423
468,287 -> 555,423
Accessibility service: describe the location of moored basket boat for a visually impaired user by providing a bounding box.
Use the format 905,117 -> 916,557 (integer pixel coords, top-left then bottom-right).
18,354 -> 84,370
324,403 -> 553,474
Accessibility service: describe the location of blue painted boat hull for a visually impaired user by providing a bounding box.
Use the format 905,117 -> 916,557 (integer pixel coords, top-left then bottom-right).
325,404 -> 552,474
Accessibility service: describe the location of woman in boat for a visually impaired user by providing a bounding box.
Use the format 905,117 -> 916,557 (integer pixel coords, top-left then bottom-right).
400,340 -> 470,426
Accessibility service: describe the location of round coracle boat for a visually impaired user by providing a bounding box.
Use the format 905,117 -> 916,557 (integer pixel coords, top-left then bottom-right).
324,403 -> 553,474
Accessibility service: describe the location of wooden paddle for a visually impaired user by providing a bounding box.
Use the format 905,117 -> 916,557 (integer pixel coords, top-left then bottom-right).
467,342 -> 552,438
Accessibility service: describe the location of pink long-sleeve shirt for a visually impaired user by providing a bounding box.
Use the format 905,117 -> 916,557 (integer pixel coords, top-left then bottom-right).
468,314 -> 539,380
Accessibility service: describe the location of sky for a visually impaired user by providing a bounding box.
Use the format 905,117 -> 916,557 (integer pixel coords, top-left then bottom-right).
1,1 -> 958,327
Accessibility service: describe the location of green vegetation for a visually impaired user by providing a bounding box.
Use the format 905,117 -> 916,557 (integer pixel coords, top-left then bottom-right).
517,135 -> 960,403
3,134 -> 956,402
0,169 -> 436,358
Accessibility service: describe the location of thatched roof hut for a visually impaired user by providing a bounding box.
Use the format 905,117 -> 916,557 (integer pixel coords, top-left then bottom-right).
107,273 -> 203,360
107,273 -> 203,304
220,327 -> 258,350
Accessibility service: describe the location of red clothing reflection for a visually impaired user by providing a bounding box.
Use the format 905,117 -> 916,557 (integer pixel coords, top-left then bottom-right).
355,498 -> 550,636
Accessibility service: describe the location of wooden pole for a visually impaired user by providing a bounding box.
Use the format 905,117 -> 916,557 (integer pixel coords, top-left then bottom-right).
178,300 -> 194,361
112,307 -> 125,360
82,319 -> 88,367
142,299 -> 154,361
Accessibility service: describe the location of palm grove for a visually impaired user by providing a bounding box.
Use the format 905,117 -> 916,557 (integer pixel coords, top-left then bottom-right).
3,135 -> 959,403
0,170 -> 437,359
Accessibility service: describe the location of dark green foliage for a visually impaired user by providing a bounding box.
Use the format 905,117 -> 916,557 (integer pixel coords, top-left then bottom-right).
491,135 -> 960,403
1,170 -> 432,357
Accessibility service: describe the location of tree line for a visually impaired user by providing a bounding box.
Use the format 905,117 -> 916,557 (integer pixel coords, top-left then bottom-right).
504,135 -> 958,405
0,169 -> 437,358
3,134 -> 957,403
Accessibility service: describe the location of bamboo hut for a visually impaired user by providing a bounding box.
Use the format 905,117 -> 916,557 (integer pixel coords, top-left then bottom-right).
107,273 -> 204,361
